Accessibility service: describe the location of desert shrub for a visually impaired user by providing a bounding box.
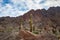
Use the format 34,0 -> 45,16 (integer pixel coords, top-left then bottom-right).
25,28 -> 29,31
0,29 -> 4,32
33,31 -> 39,34
6,27 -> 13,32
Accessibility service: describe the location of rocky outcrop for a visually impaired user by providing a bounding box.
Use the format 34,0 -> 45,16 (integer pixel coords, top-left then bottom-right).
16,30 -> 58,40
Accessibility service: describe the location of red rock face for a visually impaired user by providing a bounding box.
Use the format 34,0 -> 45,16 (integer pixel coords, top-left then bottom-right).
19,30 -> 37,40
17,30 -> 58,40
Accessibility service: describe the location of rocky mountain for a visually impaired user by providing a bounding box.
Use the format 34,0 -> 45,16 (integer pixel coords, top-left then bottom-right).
0,7 -> 60,32
0,7 -> 60,40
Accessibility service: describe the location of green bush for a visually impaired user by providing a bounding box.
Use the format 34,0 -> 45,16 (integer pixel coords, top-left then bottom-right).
33,31 -> 39,34
6,27 -> 13,32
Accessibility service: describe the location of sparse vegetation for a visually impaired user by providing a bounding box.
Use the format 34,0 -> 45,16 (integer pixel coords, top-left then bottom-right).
0,7 -> 60,40
33,31 -> 39,34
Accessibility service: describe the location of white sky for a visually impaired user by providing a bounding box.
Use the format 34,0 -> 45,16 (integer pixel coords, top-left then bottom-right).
0,0 -> 60,17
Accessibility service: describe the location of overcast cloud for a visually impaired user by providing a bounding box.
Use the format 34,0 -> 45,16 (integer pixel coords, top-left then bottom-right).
0,0 -> 60,17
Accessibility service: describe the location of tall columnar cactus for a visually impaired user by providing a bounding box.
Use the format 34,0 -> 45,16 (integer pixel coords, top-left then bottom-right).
29,14 -> 33,32
33,26 -> 35,31
19,17 -> 23,30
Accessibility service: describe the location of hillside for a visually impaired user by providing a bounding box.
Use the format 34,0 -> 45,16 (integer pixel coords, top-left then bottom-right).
0,7 -> 60,40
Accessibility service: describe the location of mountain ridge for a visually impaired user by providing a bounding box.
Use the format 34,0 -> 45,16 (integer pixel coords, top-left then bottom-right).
0,7 -> 60,40
0,7 -> 60,28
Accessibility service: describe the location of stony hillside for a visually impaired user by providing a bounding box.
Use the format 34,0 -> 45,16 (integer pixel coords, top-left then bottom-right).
0,7 -> 60,29
0,7 -> 60,40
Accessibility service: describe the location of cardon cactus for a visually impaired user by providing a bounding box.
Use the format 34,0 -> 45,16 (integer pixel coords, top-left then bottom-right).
19,17 -> 24,30
29,14 -> 33,32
